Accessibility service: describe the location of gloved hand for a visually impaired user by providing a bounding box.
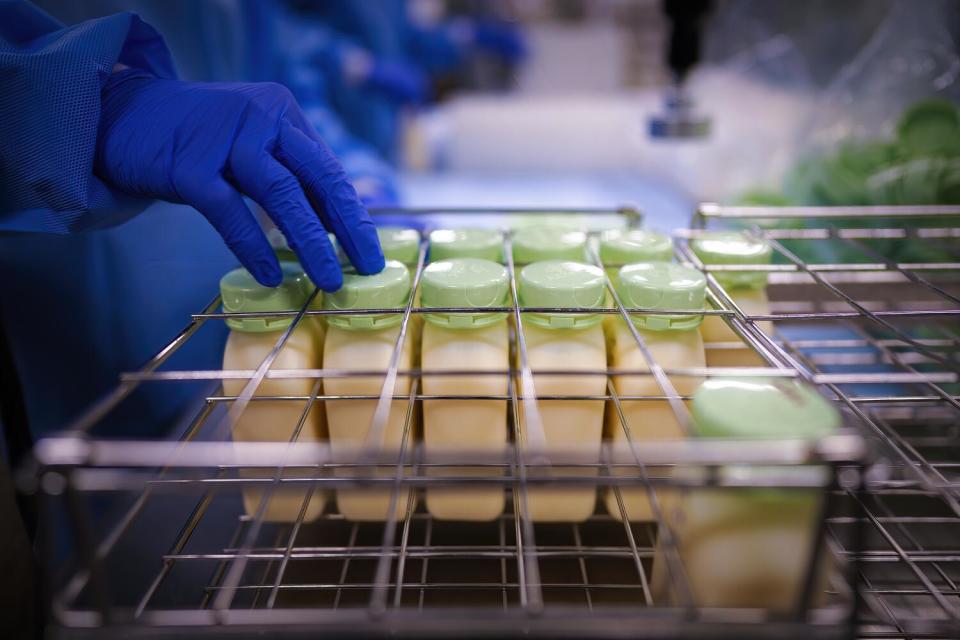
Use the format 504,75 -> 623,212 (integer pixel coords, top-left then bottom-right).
341,48 -> 429,104
95,69 -> 384,291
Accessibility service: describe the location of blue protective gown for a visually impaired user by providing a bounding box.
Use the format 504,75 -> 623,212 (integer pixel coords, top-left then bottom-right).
290,0 -> 464,161
0,1 -> 395,439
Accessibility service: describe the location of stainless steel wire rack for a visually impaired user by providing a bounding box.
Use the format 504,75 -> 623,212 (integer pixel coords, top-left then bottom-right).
22,204 -> 960,639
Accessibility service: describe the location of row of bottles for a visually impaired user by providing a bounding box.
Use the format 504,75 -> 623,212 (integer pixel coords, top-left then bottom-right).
220,227 -> 839,611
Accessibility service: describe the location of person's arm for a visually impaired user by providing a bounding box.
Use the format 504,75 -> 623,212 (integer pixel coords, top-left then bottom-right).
279,13 -> 428,106
1,2 -> 384,290
405,17 -> 528,74
283,47 -> 400,208
0,1 -> 176,233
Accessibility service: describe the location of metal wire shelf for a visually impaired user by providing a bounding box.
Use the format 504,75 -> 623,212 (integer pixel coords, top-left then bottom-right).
22,204 -> 960,639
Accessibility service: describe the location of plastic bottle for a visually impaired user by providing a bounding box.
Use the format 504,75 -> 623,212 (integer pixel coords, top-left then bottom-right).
598,229 -> 674,339
420,258 -> 510,520
511,227 -> 588,264
598,229 -> 674,277
516,260 -> 607,522
323,261 -> 416,521
220,264 -> 327,522
378,227 -> 421,265
605,262 -> 706,522
428,228 -> 504,262
690,231 -> 773,367
651,377 -> 840,610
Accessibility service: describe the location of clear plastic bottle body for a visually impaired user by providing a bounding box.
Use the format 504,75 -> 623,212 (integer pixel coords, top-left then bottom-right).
421,320 -> 509,520
222,325 -> 327,522
518,322 -> 607,522
323,323 -> 415,521
604,319 -> 704,521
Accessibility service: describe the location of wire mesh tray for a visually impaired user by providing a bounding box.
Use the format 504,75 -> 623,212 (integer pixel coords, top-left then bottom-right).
22,204 -> 960,639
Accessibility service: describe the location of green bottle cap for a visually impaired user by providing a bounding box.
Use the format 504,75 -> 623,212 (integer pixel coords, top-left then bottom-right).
378,227 -> 420,264
429,228 -> 504,263
220,263 -> 312,333
512,227 -> 587,264
690,231 -> 772,290
421,258 -> 509,329
518,260 -> 606,329
323,260 -> 411,331
599,229 -> 673,266
616,262 -> 706,331
692,378 -> 840,440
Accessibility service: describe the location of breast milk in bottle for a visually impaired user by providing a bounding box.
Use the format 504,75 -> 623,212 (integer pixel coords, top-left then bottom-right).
421,258 -> 510,520
220,264 -> 327,522
691,232 -> 774,367
598,229 -> 674,339
511,226 -> 588,264
517,261 -> 607,522
605,262 -> 706,522
323,261 -> 416,521
429,228 -> 504,263
651,378 -> 840,610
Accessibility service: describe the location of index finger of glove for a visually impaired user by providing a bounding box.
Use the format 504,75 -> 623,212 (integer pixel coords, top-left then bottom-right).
228,125 -> 343,291
274,120 -> 384,276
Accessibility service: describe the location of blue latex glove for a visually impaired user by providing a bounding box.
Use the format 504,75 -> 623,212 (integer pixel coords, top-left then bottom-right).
95,68 -> 384,291
364,58 -> 429,104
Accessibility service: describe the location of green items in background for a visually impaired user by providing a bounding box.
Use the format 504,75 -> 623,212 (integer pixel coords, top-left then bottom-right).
738,98 -> 960,266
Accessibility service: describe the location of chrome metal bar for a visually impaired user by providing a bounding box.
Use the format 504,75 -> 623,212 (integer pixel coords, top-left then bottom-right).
605,378 -> 694,609
849,491 -> 960,621
332,523 -> 359,610
134,470 -> 224,618
199,515 -> 248,610
758,230 -> 960,373
64,295 -> 220,435
833,232 -> 960,307
571,523 -> 595,611
264,478 -> 319,608
418,517 -> 433,612
55,396 -> 218,609
122,364 -> 799,383
699,203 -> 960,218
777,329 -> 960,516
504,228 -> 545,614
362,239 -> 427,453
210,375 -> 324,614
369,377 -> 420,616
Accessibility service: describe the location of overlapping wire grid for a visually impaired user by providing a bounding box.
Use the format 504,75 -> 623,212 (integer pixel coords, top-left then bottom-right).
24,204 -> 960,639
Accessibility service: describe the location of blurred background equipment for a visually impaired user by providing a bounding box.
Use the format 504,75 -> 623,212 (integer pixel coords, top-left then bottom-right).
648,0 -> 713,139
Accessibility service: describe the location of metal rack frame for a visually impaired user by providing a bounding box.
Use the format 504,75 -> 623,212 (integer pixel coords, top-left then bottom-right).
23,204 -> 960,639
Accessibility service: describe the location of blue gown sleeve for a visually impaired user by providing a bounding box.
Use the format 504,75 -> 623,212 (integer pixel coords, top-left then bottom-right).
0,1 -> 176,233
